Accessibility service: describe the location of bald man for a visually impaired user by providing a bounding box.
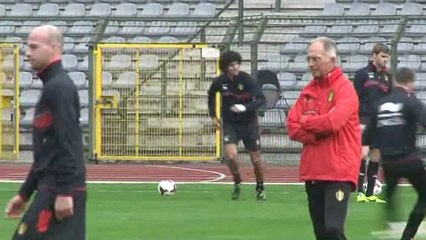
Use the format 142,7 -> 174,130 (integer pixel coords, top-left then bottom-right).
5,25 -> 86,240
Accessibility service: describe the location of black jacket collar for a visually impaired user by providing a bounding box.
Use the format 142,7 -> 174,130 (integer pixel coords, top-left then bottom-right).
37,60 -> 63,84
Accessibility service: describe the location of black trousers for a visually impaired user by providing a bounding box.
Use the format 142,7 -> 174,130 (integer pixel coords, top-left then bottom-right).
305,181 -> 351,240
12,190 -> 86,240
382,157 -> 426,239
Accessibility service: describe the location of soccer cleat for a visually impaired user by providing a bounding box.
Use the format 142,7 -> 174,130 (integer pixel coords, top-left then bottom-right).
256,190 -> 266,201
232,184 -> 240,200
366,195 -> 386,203
357,193 -> 368,203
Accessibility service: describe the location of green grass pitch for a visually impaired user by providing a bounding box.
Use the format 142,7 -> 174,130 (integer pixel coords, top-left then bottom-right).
0,183 -> 421,240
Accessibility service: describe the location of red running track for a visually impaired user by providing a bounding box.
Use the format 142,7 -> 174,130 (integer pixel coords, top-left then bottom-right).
0,163 -> 300,183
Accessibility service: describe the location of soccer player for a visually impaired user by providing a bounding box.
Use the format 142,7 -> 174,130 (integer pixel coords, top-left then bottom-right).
366,67 -> 426,240
287,37 -> 361,240
354,43 -> 392,203
5,25 -> 86,239
207,50 -> 267,200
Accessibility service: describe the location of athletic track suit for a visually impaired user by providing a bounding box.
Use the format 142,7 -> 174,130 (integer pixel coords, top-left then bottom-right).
12,60 -> 86,240
287,67 -> 361,240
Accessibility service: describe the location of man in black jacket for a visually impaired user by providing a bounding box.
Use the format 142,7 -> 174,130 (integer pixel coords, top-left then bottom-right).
367,67 -> 426,240
354,43 -> 392,203
5,25 -> 86,240
208,51 -> 266,200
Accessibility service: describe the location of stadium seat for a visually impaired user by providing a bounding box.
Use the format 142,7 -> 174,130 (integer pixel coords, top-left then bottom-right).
371,3 -> 396,16
116,71 -> 137,86
8,4 -> 33,17
104,55 -> 132,71
0,21 -> 14,34
400,3 -> 423,15
89,3 -> 111,17
277,72 -> 296,89
102,71 -> 113,86
36,3 -> 59,17
120,21 -> 145,35
280,37 -> 308,55
105,21 -> 120,35
0,5 -> 5,16
397,37 -> 414,54
280,90 -> 301,107
20,90 -> 41,107
16,21 -> 41,35
63,37 -> 75,53
336,0 -> 355,3
146,21 -> 171,36
20,72 -> 33,89
21,108 -> 35,127
30,79 -> 43,89
68,72 -> 87,89
353,22 -> 380,38
170,22 -> 198,36
139,55 -> 159,70
360,0 -> 380,3
406,21 -> 426,38
80,108 -> 89,127
359,37 -> 388,54
165,3 -> 190,17
61,3 -> 85,17
327,25 -> 353,38
62,54 -> 78,71
337,37 -> 360,54
78,90 -> 89,107
129,0 -> 147,2
287,55 -> 308,73
258,109 -> 286,128
321,3 -> 344,16
69,21 -> 94,35
191,3 -> 216,18
346,3 -> 370,16
74,37 -> 91,54
261,55 -> 290,73
398,55 -> 421,71
103,36 -> 126,43
300,25 -> 327,38
140,3 -> 164,17
297,72 -> 312,88
77,55 -> 89,71
342,55 -> 368,73
113,3 -> 137,17
385,0 -> 408,3
131,36 -> 153,43
379,24 -> 399,38
158,36 -> 178,43
413,36 -> 426,54
415,72 -> 426,88
48,21 -> 67,33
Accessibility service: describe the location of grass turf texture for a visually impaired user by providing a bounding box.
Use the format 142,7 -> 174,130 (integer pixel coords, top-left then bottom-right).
0,183 -> 420,240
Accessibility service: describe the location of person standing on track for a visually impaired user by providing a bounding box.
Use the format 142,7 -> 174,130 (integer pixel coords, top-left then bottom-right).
354,43 -> 392,203
366,67 -> 426,240
207,50 -> 267,201
5,25 -> 86,240
287,37 -> 361,240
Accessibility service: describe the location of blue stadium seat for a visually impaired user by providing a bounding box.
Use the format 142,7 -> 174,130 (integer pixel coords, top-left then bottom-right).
74,37 -> 91,53
131,36 -> 153,43
359,37 -> 388,54
327,25 -> 353,38
77,55 -> 89,71
170,22 -> 198,37
297,72 -> 312,88
353,21 -> 380,38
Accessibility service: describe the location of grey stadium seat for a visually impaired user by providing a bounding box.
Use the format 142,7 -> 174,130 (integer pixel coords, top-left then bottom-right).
415,72 -> 426,88
78,56 -> 89,71
191,3 -> 216,18
280,37 -> 308,55
0,21 -> 14,34
157,36 -> 177,43
166,3 -> 190,17
89,3 -> 111,17
116,72 -> 137,86
17,21 -> 41,35
413,36 -> 426,54
119,21 -> 145,35
261,55 -> 290,73
139,55 -> 159,70
337,37 -> 360,54
297,72 -> 312,88
102,71 -> 113,86
277,72 -> 296,89
287,55 -> 308,73
346,3 -> 370,16
103,36 -> 126,43
78,90 -> 89,107
400,3 -> 423,15
36,3 -> 59,17
342,55 -> 368,73
258,109 -> 285,128
139,3 -> 164,17
20,90 -> 41,107
105,21 -> 120,35
31,79 -> 43,89
74,37 -> 91,54
359,37 -> 388,54
327,25 -> 353,37
80,108 -> 89,127
145,21 -> 170,36
300,25 -> 327,38
372,3 -> 396,16
406,21 -> 426,38
63,37 -> 75,53
69,22 -> 94,35
61,3 -> 85,17
281,90 -> 301,107
398,55 -> 421,70
0,5 -> 5,16
379,24 -> 399,38
321,3 -> 344,16
170,22 -> 197,36
353,22 -> 380,38
48,21 -> 67,33
20,72 -> 33,89
104,55 -> 132,71
21,108 -> 35,127
8,4 -> 33,17
62,55 -> 78,71
68,72 -> 87,89
397,37 -> 414,54
113,3 -> 137,17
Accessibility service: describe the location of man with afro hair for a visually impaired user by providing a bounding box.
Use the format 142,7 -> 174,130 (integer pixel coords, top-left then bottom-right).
208,50 -> 267,200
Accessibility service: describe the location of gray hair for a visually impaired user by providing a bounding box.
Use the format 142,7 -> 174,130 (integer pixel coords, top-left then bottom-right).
310,37 -> 338,58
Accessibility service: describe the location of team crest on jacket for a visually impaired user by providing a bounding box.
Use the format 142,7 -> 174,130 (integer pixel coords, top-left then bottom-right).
237,84 -> 243,91
18,222 -> 27,235
335,189 -> 345,202
328,90 -> 335,102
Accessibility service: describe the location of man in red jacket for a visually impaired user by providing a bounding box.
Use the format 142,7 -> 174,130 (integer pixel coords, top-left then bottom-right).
287,37 -> 361,240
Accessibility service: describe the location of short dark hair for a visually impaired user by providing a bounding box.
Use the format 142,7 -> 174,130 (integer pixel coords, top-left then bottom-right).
395,67 -> 415,84
372,43 -> 390,55
219,51 -> 242,72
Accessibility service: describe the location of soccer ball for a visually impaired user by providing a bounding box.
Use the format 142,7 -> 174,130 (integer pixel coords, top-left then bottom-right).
158,180 -> 177,195
363,179 -> 383,196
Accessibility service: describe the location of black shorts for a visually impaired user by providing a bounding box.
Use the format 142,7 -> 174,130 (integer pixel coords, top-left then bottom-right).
360,116 -> 377,147
223,120 -> 260,151
12,190 -> 87,240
